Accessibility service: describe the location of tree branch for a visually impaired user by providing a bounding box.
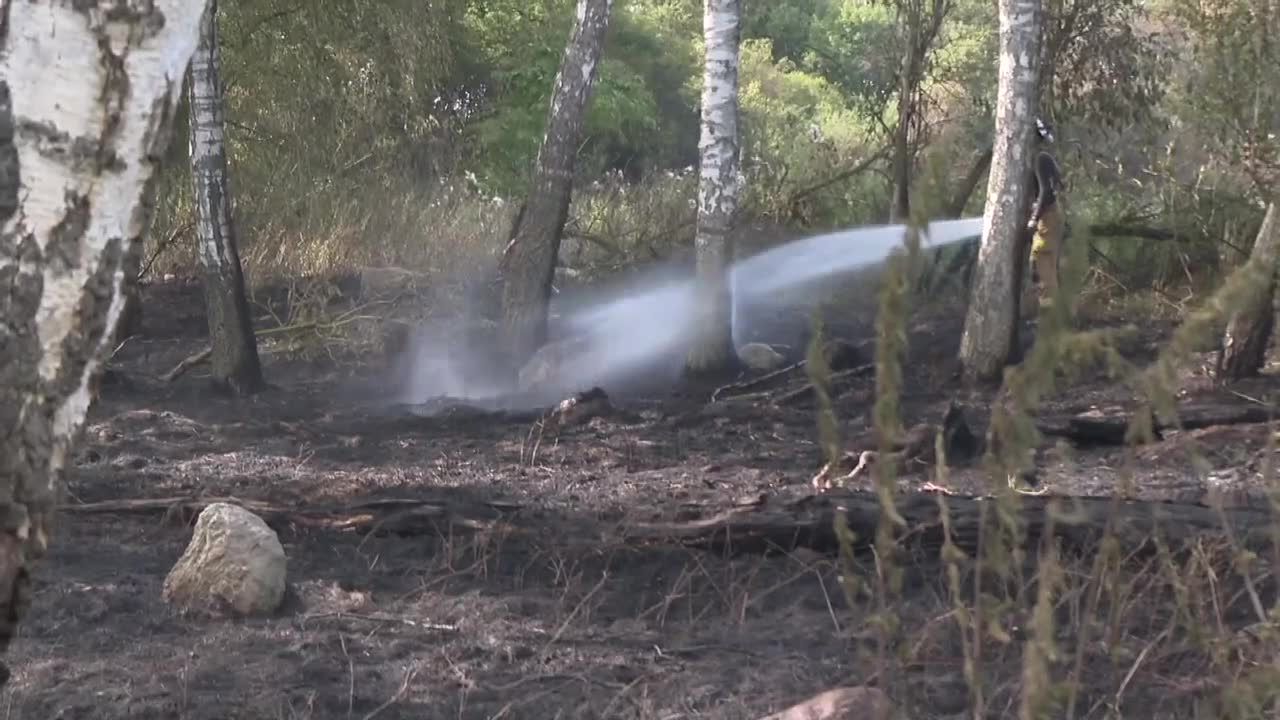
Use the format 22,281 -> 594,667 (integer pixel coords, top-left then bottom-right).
787,147 -> 890,206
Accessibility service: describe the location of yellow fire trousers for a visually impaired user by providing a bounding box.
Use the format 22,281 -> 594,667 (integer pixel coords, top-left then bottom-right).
1022,202 -> 1066,318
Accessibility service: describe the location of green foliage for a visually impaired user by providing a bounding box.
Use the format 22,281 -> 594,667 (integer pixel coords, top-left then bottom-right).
144,0 -> 1270,302
1165,0 -> 1280,198
736,37 -> 885,226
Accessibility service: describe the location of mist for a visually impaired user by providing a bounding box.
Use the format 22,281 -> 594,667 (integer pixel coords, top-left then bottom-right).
394,216 -> 984,409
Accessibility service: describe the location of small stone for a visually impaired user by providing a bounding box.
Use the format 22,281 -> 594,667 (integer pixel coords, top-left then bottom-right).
738,342 -> 786,371
518,336 -> 590,392
162,502 -> 287,616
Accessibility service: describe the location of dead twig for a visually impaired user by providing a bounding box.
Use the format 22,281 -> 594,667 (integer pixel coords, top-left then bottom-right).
538,571 -> 609,661
161,346 -> 212,382
773,364 -> 875,405
359,663 -> 418,720
711,360 -> 805,401
305,611 -> 459,633
137,221 -> 193,282
161,299 -> 401,382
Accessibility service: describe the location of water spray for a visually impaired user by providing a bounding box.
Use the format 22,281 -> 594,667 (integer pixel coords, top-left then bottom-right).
397,216 -> 985,409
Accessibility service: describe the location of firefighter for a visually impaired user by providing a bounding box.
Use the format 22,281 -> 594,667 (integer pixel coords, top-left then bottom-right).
1022,117 -> 1067,318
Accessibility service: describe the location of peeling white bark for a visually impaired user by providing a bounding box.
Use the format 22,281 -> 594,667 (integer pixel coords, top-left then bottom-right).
188,0 -> 265,393
687,0 -> 742,373
190,3 -> 234,271
957,0 -> 1042,381
0,0 -> 210,675
3,0 -> 207,485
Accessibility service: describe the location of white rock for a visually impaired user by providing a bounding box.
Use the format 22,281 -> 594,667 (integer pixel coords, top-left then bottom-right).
162,502 -> 287,616
518,336 -> 590,391
738,342 -> 786,371
758,686 -> 894,720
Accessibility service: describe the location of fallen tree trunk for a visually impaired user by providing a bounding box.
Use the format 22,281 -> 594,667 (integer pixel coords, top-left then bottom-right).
621,489 -> 1279,557
60,495 -> 526,536
64,484 -> 1279,561
1035,400 -> 1277,446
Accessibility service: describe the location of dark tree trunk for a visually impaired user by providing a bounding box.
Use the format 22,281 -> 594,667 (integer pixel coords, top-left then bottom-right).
1218,202 -> 1280,379
889,36 -> 918,223
497,0 -> 615,373
888,0 -> 951,224
114,240 -> 146,345
188,0 -> 266,395
946,144 -> 994,218
958,0 -> 1042,382
0,0 -> 207,683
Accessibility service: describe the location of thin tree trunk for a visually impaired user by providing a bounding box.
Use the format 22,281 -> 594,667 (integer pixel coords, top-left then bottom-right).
497,0 -> 614,373
0,0 -> 207,681
1218,202 -> 1280,379
189,0 -> 265,395
686,0 -> 744,374
889,0 -> 951,224
889,38 -> 917,224
113,241 -> 146,345
946,144 -> 994,218
958,0 -> 1042,382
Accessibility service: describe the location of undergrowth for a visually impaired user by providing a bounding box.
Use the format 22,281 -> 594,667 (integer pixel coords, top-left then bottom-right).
798,168 -> 1280,719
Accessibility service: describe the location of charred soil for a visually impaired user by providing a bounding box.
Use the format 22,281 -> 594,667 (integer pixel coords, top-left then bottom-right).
7,277 -> 1280,719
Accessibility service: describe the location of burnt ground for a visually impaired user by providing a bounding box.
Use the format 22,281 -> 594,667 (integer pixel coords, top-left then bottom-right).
6,277 -> 1280,719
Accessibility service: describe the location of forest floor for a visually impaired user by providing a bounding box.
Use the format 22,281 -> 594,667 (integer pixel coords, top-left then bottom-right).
5,273 -> 1280,720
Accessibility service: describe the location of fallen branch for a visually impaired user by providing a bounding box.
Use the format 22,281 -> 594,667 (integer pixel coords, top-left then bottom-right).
59,495 -> 525,536
62,487 -> 1279,560
160,346 -> 212,382
1036,400 -> 1278,446
711,361 -> 805,402
621,488 -> 1280,558
773,364 -> 875,405
160,301 -> 401,382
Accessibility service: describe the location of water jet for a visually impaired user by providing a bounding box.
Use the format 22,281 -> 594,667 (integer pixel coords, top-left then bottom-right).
396,216 -> 985,410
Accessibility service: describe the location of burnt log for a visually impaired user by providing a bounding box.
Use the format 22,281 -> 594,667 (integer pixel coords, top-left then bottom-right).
1036,401 -> 1277,446
621,490 -> 1278,558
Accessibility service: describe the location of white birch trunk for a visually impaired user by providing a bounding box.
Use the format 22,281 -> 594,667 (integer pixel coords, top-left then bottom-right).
0,0 -> 209,679
957,0 -> 1042,382
189,0 -> 265,394
686,0 -> 743,374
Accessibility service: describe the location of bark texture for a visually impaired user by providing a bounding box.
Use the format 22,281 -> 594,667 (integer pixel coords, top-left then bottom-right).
0,0 -> 208,682
957,0 -> 1042,382
189,0 -> 265,395
1218,202 -> 1280,379
497,0 -> 614,372
686,0 -> 743,374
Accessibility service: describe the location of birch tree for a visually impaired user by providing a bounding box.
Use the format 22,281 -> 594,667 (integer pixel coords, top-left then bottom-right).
1217,203 -> 1280,379
497,0 -> 614,370
189,0 -> 266,394
0,0 -> 208,679
957,0 -> 1043,382
686,0 -> 743,374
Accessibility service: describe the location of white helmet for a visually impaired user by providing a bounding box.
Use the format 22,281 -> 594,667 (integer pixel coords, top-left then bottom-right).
1035,117 -> 1055,143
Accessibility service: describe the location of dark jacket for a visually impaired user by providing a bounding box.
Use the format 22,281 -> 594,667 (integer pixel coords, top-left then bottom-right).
1028,149 -> 1063,224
